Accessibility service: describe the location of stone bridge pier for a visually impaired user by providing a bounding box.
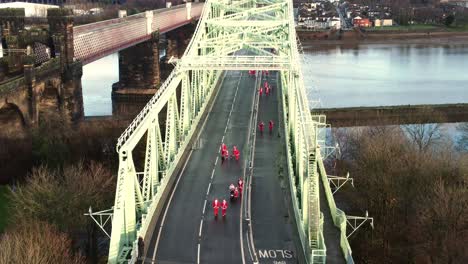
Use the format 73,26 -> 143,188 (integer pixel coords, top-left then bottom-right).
165,23 -> 195,62
112,32 -> 160,118
112,23 -> 195,118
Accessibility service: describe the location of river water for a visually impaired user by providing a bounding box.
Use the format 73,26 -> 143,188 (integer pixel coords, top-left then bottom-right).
302,43 -> 468,109
82,53 -> 119,116
81,43 -> 468,116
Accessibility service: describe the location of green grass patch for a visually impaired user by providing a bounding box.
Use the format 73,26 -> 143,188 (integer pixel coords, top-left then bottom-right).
367,24 -> 468,32
0,185 -> 10,233
446,25 -> 468,32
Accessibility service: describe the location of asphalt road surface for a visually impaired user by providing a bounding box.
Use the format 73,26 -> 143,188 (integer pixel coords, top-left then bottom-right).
145,71 -> 258,264
144,70 -> 307,264
250,72 -> 305,264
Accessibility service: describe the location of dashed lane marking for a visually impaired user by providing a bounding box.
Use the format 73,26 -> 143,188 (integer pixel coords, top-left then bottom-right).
198,219 -> 203,237
206,182 -> 211,196
197,243 -> 201,264
202,200 -> 207,215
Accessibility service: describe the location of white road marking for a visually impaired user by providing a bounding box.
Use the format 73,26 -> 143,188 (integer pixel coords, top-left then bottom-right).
248,182 -> 257,261
151,72 -> 229,263
202,199 -> 207,215
239,70 -> 262,264
206,182 -> 211,195
153,149 -> 193,262
197,243 -> 201,264
198,219 -> 204,237
222,72 -> 242,136
197,71 -> 246,264
246,232 -> 254,262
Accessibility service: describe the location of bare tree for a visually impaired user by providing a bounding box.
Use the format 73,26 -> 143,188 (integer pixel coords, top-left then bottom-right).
346,127 -> 410,261
32,111 -> 76,168
456,123 -> 468,152
418,178 -> 468,263
332,127 -> 357,161
402,123 -> 443,153
0,220 -> 85,264
7,162 -> 116,261
340,124 -> 467,263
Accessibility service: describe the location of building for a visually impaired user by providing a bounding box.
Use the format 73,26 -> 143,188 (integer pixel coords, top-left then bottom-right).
297,1 -> 338,25
374,18 -> 393,27
0,2 -> 58,17
0,0 -> 63,4
442,0 -> 468,8
303,20 -> 329,29
353,16 -> 371,27
329,18 -> 341,29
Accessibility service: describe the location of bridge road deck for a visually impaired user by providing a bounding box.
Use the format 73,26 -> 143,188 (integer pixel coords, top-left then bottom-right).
143,70 -> 343,264
146,71 -> 258,263
252,72 -> 344,264
250,72 -> 305,264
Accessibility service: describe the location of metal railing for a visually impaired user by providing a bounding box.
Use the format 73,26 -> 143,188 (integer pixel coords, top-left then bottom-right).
317,151 -> 354,263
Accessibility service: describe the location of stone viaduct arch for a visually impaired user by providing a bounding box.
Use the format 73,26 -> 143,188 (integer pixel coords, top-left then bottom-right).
0,101 -> 27,138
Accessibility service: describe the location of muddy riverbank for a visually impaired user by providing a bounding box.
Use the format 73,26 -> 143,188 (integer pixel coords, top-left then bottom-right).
314,103 -> 468,127
298,29 -> 468,46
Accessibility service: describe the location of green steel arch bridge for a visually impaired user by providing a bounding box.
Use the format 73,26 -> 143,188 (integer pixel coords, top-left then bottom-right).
86,0 -> 374,263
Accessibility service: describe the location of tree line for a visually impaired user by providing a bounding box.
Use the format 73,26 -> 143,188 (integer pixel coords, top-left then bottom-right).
1,110 -> 467,263
0,112 -> 121,263
331,123 -> 468,263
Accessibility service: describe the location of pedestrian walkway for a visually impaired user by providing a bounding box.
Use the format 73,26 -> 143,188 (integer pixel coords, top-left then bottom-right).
319,179 -> 345,263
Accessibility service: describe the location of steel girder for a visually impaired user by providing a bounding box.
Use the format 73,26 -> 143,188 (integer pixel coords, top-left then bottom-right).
209,2 -> 287,21
280,67 -> 325,262
180,55 -> 290,70
108,65 -> 221,263
105,0 -> 330,263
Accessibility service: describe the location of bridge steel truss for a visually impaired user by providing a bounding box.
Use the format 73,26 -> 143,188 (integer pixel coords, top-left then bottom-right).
103,0 -> 356,263
108,64 -> 222,262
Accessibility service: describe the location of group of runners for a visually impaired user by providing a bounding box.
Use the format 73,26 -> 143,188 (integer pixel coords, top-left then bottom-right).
213,143 -> 244,218
259,80 -> 273,97
258,120 -> 274,135
212,178 -> 244,218
220,143 -> 240,163
212,70 -> 275,219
